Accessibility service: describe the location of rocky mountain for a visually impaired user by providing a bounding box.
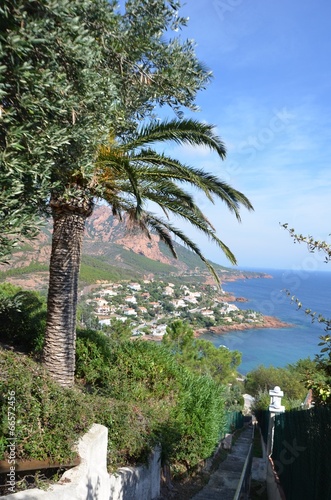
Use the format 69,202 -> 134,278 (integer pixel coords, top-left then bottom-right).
0,205 -> 266,291
83,205 -> 183,267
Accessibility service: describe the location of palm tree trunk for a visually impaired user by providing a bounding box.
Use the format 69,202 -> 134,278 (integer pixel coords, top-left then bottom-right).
43,195 -> 93,387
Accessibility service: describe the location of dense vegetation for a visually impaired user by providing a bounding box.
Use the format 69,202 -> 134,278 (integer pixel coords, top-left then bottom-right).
0,337 -> 226,470
0,263 -> 49,281
162,319 -> 242,385
80,255 -> 138,284
0,284 -> 232,492
1,271 -> 331,493
246,360 -> 320,410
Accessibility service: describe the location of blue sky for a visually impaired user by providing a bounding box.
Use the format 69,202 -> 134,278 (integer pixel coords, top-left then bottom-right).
158,0 -> 331,272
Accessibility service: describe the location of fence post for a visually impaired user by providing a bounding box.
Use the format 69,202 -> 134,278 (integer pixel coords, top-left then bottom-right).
267,386 -> 285,458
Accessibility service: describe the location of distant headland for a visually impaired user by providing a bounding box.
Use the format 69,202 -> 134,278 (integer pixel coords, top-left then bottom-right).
194,315 -> 291,337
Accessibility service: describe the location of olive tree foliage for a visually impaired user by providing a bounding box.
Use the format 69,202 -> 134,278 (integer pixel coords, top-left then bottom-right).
282,224 -> 331,405
0,0 -> 210,260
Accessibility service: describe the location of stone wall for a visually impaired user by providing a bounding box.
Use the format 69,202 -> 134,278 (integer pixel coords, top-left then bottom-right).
3,424 -> 161,500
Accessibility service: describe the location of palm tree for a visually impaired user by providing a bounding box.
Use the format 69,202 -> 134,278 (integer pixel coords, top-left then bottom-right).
43,119 -> 253,387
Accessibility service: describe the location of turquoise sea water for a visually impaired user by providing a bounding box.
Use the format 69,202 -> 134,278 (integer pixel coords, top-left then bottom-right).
200,269 -> 331,375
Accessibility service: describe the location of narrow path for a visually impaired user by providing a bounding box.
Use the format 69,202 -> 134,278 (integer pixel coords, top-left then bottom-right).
191,426 -> 253,500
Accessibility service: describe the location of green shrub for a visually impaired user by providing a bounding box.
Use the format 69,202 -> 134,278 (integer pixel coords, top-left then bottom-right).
76,329 -> 182,401
0,284 -> 46,353
75,329 -> 228,469
166,372 -> 226,471
0,350 -> 95,462
75,328 -> 113,386
245,363 -> 309,402
1,326 -> 228,476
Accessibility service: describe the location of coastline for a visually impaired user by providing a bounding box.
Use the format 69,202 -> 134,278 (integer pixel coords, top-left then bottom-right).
194,315 -> 291,337
143,315 -> 292,342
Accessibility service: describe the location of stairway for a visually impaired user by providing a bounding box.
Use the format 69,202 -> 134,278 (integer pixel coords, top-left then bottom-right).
191,426 -> 254,500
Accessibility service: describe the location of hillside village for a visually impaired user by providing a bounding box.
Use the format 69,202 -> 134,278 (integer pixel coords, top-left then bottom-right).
80,279 -> 263,336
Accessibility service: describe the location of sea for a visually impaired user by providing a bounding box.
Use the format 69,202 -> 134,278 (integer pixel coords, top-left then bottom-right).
200,268 -> 331,375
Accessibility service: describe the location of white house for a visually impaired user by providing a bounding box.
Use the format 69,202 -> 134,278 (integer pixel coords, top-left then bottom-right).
152,325 -> 167,336
149,302 -> 160,309
220,302 -> 239,314
99,318 -> 111,326
95,298 -> 110,315
125,296 -> 137,304
128,283 -> 141,291
201,309 -> 214,316
96,306 -> 110,315
123,308 -> 137,316
171,299 -> 187,309
100,289 -> 118,297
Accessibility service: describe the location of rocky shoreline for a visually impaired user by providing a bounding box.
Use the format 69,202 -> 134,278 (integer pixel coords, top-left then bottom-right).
194,315 -> 291,337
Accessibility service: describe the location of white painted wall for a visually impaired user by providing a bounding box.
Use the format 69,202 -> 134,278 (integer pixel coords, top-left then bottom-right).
3,424 -> 161,500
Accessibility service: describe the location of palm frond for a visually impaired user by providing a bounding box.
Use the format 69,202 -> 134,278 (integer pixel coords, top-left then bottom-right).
126,118 -> 226,160
138,180 -> 197,209
143,212 -> 236,285
130,149 -> 254,217
95,149 -> 143,218
95,116 -> 253,284
142,214 -> 177,258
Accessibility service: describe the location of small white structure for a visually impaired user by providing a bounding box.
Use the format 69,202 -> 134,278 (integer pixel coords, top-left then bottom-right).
149,302 -> 160,309
269,386 -> 285,413
101,289 -> 118,297
99,318 -> 111,326
152,325 -> 167,336
125,296 -> 137,304
124,308 -> 137,316
201,309 -> 214,316
2,425 -> 161,500
183,295 -> 199,304
171,299 -> 187,309
220,302 -> 239,314
128,283 -> 141,291
267,386 -> 285,458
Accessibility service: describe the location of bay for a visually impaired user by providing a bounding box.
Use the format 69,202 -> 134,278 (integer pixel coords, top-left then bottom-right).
200,269 -> 331,375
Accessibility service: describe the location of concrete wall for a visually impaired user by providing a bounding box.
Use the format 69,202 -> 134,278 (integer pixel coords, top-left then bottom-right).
109,447 -> 161,500
3,424 -> 161,500
266,458 -> 286,500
